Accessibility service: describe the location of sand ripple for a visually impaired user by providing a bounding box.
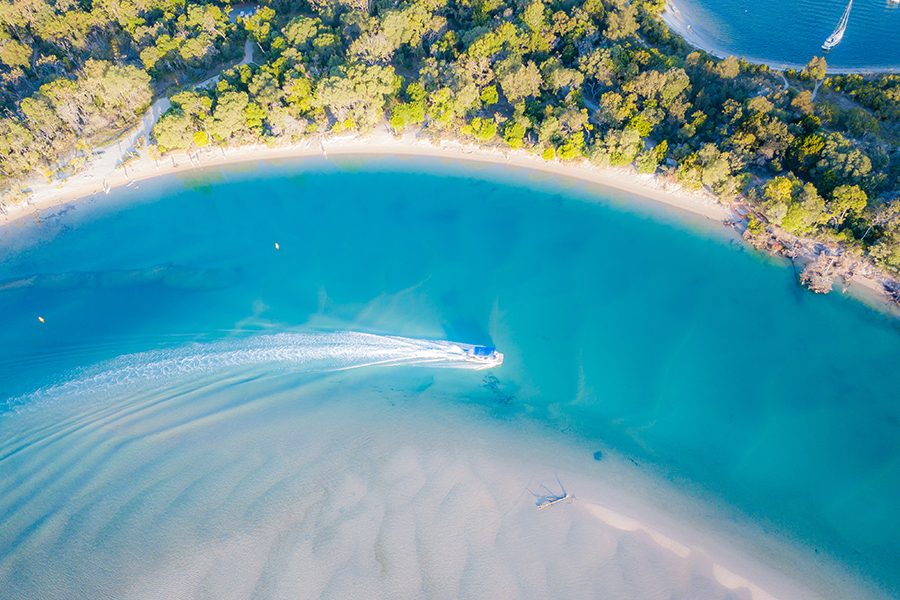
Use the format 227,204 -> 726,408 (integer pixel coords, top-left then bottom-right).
1,366 -> 863,599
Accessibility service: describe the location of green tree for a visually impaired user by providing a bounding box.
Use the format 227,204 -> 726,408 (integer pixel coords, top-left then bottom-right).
284,16 -> 320,47
153,111 -> 197,152
791,91 -> 815,116
522,0 -> 547,33
636,140 -> 667,174
497,59 -> 542,104
677,144 -> 734,193
503,120 -> 527,148
314,64 -> 400,130
462,117 -> 498,141
209,91 -> 251,142
841,108 -> 880,138
283,75 -> 314,115
812,133 -> 875,193
480,85 -> 499,106
244,6 -> 277,45
715,56 -> 740,79
781,184 -> 828,236
0,118 -> 40,180
801,56 -> 827,81
540,58 -> 584,94
592,128 -> 642,167
605,1 -> 638,40
868,200 -> 900,273
827,184 -> 867,227
243,101 -> 267,134
390,83 -> 427,131
0,39 -> 30,68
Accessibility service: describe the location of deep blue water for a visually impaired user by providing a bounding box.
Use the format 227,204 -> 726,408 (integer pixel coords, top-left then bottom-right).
669,0 -> 900,70
1,157 -> 898,596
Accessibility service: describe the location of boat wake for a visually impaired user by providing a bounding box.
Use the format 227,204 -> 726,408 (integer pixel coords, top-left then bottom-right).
3,332 -> 502,413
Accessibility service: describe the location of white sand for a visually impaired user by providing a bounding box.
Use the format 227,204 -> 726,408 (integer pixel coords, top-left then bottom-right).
3,128 -> 731,228
0,367 -> 888,600
5,126 -> 895,313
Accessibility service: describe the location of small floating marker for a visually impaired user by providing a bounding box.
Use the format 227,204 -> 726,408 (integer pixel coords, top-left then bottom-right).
37,316 -> 46,324
274,242 -> 280,251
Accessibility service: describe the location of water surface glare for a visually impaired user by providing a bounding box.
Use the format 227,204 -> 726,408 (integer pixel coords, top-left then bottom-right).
0,157 -> 898,597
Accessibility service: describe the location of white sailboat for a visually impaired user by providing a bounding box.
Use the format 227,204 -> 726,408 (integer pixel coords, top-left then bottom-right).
822,0 -> 853,51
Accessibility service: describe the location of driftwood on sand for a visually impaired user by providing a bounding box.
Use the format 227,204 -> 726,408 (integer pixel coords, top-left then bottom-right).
800,252 -> 852,294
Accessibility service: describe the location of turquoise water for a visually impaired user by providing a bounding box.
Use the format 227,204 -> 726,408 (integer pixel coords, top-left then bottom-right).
670,0 -> 900,70
1,157 -> 899,597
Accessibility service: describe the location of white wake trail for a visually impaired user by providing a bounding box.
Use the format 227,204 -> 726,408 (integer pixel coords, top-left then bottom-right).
5,332 -> 502,412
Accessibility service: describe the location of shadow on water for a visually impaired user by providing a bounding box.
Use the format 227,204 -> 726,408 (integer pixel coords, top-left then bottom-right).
481,374 -> 516,406
0,264 -> 241,292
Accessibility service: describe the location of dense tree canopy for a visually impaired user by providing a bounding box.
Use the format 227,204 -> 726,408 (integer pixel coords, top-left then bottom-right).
0,0 -> 241,184
1,59 -> 151,180
1,0 -> 898,278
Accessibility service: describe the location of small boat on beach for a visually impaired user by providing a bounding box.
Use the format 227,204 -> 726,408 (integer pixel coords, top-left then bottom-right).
529,476 -> 574,510
822,0 -> 853,51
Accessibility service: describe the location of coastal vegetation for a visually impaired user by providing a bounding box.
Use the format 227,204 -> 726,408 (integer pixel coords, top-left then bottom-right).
1,0 -> 898,297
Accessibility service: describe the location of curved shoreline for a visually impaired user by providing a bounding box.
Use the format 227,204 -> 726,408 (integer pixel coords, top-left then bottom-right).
1,139 -> 896,599
661,0 -> 900,74
4,129 -> 896,316
2,130 -> 731,228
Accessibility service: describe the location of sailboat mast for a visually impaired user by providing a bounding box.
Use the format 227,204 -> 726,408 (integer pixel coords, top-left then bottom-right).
822,0 -> 853,51
840,0 -> 853,28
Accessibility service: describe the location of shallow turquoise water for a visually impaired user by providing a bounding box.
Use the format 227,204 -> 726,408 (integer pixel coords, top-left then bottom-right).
670,0 -> 900,70
1,157 -> 898,595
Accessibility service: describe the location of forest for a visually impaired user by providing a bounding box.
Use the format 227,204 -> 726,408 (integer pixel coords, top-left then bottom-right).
1,0 -> 898,282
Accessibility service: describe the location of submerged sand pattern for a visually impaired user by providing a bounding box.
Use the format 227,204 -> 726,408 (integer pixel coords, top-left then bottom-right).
0,360 -> 865,600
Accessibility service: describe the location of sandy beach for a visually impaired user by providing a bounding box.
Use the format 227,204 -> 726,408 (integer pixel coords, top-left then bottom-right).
0,364 -> 890,600
2,129 -> 731,228
4,126 -> 896,314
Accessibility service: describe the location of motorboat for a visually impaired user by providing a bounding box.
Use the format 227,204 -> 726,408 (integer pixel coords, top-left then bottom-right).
458,344 -> 504,369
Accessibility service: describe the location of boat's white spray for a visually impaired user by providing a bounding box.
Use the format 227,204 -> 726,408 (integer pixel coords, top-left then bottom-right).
4,332 -> 502,412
